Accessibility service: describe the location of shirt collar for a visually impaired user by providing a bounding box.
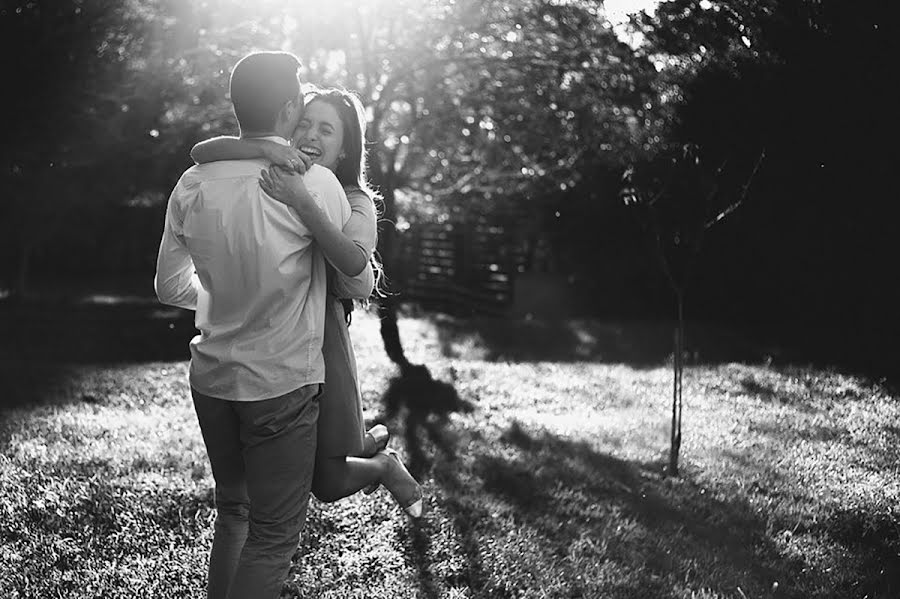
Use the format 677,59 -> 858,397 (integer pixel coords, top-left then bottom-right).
247,135 -> 290,146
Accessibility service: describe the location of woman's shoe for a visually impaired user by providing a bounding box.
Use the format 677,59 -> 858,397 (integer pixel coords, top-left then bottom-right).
378,448 -> 423,518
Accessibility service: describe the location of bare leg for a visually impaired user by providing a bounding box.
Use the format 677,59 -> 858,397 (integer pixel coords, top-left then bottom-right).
312,456 -> 381,502
312,452 -> 420,512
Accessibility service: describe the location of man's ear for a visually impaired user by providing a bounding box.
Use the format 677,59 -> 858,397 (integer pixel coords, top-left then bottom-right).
276,100 -> 290,125
277,98 -> 297,127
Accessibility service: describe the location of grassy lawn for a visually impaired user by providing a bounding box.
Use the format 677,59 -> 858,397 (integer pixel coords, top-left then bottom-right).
1,309 -> 898,598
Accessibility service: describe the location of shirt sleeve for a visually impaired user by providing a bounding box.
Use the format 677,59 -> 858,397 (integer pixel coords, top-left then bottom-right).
344,188 -> 378,257
302,168 -> 375,299
329,261 -> 375,300
327,186 -> 378,299
303,165 -> 350,227
154,175 -> 201,310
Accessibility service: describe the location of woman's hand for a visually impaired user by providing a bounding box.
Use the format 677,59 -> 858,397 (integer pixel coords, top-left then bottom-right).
262,144 -> 313,174
259,165 -> 317,213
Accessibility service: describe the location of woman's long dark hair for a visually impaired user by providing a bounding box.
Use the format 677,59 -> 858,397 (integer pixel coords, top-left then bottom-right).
302,87 -> 382,206
301,87 -> 386,305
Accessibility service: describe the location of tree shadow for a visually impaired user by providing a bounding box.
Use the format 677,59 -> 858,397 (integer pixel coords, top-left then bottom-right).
377,363 -> 474,482
399,414 -> 899,598
374,364 -> 475,598
718,444 -> 900,598
0,298 -> 194,364
0,298 -> 193,413
373,364 -> 795,596
730,369 -> 900,474
428,313 -> 900,386
430,314 -> 775,368
737,376 -> 832,414
473,424 -> 790,597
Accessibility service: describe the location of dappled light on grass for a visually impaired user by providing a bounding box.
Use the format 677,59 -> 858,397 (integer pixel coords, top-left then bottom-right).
677,363 -> 900,595
0,459 -> 210,597
1,312 -> 899,597
0,360 -> 211,598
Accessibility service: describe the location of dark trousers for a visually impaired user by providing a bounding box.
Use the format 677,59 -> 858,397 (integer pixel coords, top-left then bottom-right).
191,384 -> 320,599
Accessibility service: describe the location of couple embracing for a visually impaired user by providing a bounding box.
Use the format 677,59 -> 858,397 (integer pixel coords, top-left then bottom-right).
154,51 -> 422,599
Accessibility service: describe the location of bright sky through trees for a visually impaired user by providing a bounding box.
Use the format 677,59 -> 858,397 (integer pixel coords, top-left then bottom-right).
603,0 -> 660,24
185,0 -> 660,51
604,0 -> 660,46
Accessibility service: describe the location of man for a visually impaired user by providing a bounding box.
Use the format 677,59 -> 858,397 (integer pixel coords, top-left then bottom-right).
155,51 -> 370,599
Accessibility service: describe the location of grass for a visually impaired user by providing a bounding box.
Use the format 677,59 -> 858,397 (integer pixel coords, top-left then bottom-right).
1,308 -> 898,598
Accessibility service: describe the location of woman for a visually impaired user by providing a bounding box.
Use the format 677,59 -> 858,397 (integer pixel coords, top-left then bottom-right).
190,88 -> 422,517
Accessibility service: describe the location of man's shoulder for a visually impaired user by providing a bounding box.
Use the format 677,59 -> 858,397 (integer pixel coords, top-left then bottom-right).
170,161 -> 268,205
304,166 -> 349,225
304,164 -> 342,189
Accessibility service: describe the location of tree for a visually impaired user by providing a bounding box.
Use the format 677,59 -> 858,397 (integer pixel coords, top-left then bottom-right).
613,0 -> 900,472
284,0 -> 661,367
0,0 -> 221,294
1,0 -> 666,368
1,1 -> 133,294
623,144 -> 763,475
630,0 -> 894,345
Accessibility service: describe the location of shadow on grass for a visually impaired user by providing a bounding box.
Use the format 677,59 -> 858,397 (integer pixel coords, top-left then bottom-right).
430,315 -> 774,367
733,370 -> 900,473
428,314 -> 900,387
0,468 -> 210,597
375,365 -> 474,599
395,411 -> 900,598
738,376 -> 832,414
378,364 -> 474,479
0,298 -> 194,412
470,424 -> 791,597
374,367 -> 788,596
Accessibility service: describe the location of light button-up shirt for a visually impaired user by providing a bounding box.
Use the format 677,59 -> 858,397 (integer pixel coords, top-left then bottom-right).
154,136 -> 367,401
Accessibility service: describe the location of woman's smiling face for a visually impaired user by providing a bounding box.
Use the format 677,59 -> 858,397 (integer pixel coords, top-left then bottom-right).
293,100 -> 345,172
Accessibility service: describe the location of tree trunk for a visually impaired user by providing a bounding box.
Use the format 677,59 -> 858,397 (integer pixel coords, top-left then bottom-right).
377,294 -> 414,373
668,293 -> 685,476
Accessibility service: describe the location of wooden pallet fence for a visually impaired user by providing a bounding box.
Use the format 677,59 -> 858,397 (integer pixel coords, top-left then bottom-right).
394,221 -> 525,315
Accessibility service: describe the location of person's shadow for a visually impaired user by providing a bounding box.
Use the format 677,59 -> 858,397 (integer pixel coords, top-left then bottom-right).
373,363 -> 473,598
378,363 -> 473,479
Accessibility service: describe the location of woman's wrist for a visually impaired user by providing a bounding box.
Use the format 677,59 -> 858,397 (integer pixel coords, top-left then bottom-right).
277,185 -> 317,217
256,140 -> 281,162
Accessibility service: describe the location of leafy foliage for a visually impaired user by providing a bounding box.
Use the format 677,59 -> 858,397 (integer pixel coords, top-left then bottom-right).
1,0 -> 664,292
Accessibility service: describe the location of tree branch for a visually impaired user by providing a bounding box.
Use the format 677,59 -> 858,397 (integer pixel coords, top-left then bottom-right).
704,149 -> 766,229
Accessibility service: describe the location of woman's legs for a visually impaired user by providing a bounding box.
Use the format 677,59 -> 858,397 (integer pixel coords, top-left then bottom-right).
312,456 -> 380,502
312,451 -> 421,514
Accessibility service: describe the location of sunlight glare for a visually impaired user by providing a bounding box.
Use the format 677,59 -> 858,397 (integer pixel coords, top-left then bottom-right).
603,0 -> 659,24
604,0 -> 660,47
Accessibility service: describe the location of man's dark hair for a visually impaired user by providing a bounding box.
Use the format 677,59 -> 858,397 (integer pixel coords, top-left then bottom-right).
229,52 -> 301,132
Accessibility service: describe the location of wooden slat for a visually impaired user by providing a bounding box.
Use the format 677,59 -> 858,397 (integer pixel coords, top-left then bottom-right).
395,219 -> 528,315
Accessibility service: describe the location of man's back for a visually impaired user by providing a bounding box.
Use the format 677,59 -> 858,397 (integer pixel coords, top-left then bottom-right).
156,154 -> 349,401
